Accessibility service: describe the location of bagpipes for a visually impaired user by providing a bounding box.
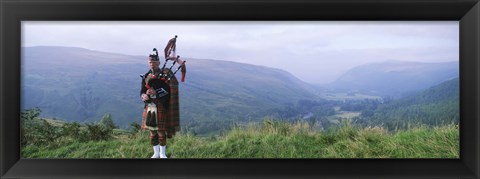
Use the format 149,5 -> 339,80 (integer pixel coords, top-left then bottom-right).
159,35 -> 187,82
140,35 -> 187,83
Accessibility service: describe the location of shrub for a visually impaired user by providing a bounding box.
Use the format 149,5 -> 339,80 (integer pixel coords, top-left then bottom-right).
21,108 -> 62,146
33,119 -> 62,144
79,123 -> 113,142
128,122 -> 142,135
99,113 -> 117,130
61,122 -> 82,138
21,108 -> 42,146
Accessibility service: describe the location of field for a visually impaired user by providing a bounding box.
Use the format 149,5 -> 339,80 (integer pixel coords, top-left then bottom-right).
320,92 -> 382,101
22,120 -> 459,159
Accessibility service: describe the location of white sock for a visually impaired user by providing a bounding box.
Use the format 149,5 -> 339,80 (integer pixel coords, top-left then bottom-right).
160,145 -> 168,158
151,145 -> 160,158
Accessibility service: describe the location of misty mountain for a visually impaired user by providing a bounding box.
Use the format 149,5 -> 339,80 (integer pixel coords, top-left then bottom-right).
181,58 -> 321,124
328,60 -> 459,97
359,77 -> 459,130
21,46 -> 321,129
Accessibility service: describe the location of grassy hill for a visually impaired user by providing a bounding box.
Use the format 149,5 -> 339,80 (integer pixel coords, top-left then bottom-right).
358,78 -> 459,130
22,46 -> 321,132
22,119 -> 459,159
22,46 -> 146,126
329,60 -> 458,97
22,46 -> 459,136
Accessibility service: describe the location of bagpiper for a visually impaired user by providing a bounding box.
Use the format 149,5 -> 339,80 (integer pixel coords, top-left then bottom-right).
140,35 -> 186,158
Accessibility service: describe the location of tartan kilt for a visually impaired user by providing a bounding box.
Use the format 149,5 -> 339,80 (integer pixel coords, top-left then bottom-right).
141,70 -> 181,138
166,71 -> 181,138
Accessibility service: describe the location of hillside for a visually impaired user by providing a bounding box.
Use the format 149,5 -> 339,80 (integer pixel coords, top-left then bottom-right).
21,46 -> 321,131
22,46 -> 459,134
22,119 -> 459,159
358,77 -> 459,129
329,60 -> 459,97
181,58 -> 320,130
22,46 -> 146,127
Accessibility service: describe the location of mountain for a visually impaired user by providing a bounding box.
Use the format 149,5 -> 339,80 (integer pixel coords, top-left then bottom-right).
181,58 -> 320,125
328,60 -> 459,97
22,46 -> 146,127
21,46 -> 321,130
359,77 -> 459,130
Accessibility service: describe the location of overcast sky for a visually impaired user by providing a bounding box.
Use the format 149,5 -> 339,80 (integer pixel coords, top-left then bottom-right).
22,21 -> 459,84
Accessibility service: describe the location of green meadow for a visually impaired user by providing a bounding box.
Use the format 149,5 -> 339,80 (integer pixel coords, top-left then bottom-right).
22,119 -> 459,159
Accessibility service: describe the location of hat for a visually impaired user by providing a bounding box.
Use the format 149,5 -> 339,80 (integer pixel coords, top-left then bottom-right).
149,54 -> 159,61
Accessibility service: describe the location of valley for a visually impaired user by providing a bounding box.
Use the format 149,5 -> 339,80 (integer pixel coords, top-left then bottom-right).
22,46 -> 459,135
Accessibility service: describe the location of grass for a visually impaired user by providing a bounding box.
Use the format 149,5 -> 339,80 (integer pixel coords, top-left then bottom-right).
22,120 -> 459,159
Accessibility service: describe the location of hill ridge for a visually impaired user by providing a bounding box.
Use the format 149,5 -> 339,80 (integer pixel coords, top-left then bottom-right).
22,46 -> 321,131
329,60 -> 459,96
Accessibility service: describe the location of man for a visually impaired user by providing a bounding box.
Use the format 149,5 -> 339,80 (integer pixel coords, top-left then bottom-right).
140,54 -> 180,159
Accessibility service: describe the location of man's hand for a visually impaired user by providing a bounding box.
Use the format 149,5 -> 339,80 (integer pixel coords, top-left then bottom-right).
146,88 -> 157,95
141,94 -> 149,101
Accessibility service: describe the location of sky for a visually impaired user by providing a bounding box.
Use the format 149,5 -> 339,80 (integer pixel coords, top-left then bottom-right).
22,21 -> 459,84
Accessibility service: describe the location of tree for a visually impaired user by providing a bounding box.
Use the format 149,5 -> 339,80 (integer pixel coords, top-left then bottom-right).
62,122 -> 81,138
129,122 -> 141,134
79,123 -> 113,141
20,108 -> 42,146
99,113 -> 117,130
34,119 -> 61,144
21,107 -> 41,121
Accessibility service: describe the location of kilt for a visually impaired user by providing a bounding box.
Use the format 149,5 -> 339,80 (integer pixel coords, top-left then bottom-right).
141,70 -> 181,138
166,71 -> 181,138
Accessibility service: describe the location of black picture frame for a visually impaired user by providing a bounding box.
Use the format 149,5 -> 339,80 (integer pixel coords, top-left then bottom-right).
1,0 -> 479,178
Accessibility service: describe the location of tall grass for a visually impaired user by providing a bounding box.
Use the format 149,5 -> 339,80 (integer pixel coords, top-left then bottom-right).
22,120 -> 459,159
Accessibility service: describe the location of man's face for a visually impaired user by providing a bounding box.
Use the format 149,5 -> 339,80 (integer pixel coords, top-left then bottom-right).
148,58 -> 160,71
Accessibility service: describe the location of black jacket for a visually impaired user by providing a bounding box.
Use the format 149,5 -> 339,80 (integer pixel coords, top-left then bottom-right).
140,70 -> 170,108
